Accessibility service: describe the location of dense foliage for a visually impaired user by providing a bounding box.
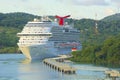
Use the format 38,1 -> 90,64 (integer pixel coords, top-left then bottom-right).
0,12 -> 38,53
0,26 -> 20,53
0,12 -> 38,29
102,13 -> 120,22
69,13 -> 120,66
71,34 -> 120,66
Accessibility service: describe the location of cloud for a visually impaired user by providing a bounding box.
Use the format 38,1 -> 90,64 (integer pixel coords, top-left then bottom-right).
56,0 -> 109,6
20,0 -> 29,2
111,0 -> 120,3
73,0 -> 109,6
105,8 -> 115,15
110,0 -> 120,7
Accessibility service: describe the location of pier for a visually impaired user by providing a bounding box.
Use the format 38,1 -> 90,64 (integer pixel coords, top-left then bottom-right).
105,70 -> 120,80
43,55 -> 76,74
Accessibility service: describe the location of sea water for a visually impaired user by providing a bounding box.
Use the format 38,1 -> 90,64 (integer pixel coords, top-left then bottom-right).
0,54 -> 119,80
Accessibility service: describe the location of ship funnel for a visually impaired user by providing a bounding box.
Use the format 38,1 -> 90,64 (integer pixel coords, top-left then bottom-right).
55,15 -> 70,26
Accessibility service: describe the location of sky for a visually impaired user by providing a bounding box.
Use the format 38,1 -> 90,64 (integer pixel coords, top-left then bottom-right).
0,0 -> 120,20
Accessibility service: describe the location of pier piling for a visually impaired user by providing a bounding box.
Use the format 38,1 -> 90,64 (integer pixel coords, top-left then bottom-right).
43,55 -> 76,74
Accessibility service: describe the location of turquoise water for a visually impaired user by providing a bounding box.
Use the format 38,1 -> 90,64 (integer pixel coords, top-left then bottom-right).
0,54 -> 119,80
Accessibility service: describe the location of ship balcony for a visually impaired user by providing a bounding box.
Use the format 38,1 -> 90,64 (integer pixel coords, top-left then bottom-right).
17,33 -> 52,37
17,42 -> 46,45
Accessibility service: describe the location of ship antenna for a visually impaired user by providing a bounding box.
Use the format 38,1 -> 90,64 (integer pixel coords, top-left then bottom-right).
94,13 -> 99,35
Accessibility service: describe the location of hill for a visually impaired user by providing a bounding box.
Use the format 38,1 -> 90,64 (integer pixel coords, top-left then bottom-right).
73,13 -> 120,45
0,12 -> 38,29
70,13 -> 120,67
0,12 -> 37,53
71,34 -> 120,67
102,13 -> 120,22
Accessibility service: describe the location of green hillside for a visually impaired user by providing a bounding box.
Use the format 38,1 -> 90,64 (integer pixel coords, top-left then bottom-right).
0,27 -> 20,53
71,34 -> 120,67
0,12 -> 37,53
102,13 -> 120,22
70,13 -> 120,66
0,12 -> 38,29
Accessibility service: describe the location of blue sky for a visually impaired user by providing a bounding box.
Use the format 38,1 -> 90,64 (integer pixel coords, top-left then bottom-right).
0,0 -> 120,19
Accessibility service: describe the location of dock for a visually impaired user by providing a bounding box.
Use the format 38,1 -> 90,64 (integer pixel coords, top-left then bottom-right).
43,55 -> 76,74
105,70 -> 120,80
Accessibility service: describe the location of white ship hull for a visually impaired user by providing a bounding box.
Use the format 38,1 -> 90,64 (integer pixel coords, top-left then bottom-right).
18,44 -> 57,60
18,43 -> 81,60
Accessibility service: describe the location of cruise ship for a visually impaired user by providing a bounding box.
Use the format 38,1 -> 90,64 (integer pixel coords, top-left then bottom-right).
17,15 -> 81,60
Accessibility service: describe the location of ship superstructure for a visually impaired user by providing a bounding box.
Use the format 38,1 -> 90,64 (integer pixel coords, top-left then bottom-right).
17,15 -> 81,59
